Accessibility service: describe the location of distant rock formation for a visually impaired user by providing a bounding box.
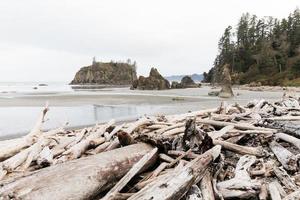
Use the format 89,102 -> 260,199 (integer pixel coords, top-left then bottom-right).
131,68 -> 170,90
70,61 -> 137,85
171,76 -> 201,89
165,73 -> 203,82
218,64 -> 234,98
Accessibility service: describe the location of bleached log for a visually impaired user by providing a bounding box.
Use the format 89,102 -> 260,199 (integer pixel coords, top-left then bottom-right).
0,143 -> 155,200
282,190 -> 300,200
200,171 -> 215,200
186,185 -> 203,200
167,149 -> 192,168
91,142 -> 111,154
65,128 -> 87,149
147,162 -> 168,180
259,183 -> 268,200
273,180 -> 287,197
217,155 -> 261,199
128,145 -> 221,200
102,148 -> 158,200
213,139 -> 265,157
159,153 -> 175,163
37,146 -> 53,167
122,118 -> 151,134
0,106 -> 49,160
197,118 -> 276,132
90,137 -> 105,147
208,125 -> 234,140
267,116 -> 300,121
227,129 -> 274,136
62,121 -> 114,160
104,123 -> 124,141
269,141 -> 297,171
20,139 -> 50,170
155,123 -> 185,135
51,136 -> 76,157
167,108 -> 217,123
105,138 -> 120,152
273,166 -> 297,191
167,150 -> 198,159
162,127 -> 185,136
1,137 -> 50,174
276,132 -> 300,150
268,181 -> 282,200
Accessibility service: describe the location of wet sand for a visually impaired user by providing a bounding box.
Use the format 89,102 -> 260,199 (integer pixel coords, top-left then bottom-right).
0,86 -> 289,138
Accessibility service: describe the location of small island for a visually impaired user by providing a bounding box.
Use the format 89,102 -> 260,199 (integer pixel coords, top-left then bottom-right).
70,58 -> 137,85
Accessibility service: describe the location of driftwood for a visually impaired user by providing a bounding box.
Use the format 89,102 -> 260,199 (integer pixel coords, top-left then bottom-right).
200,170 -> 215,200
1,96 -> 300,199
0,143 -> 155,200
268,181 -> 282,200
102,147 -> 158,200
217,155 -> 261,199
128,145 -> 221,200
0,106 -> 49,161
276,132 -> 300,150
269,141 -> 298,171
213,139 -> 265,157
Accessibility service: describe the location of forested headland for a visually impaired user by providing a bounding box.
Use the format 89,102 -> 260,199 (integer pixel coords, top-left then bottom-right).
204,8 -> 300,86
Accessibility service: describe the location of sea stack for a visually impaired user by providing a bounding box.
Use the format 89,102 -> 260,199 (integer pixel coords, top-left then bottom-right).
171,76 -> 200,89
131,68 -> 170,90
70,59 -> 137,85
218,64 -> 234,98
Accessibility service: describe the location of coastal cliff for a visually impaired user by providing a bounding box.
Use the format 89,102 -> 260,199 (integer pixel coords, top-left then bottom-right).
70,61 -> 137,85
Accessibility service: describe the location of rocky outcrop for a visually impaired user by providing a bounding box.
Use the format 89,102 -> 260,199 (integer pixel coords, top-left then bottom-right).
171,76 -> 200,89
131,68 -> 170,90
70,61 -> 137,85
218,64 -> 234,98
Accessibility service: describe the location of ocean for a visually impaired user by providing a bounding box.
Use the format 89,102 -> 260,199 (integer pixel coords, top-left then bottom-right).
0,82 -> 284,138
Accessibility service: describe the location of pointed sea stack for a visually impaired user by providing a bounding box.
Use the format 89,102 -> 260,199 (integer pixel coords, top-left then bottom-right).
218,64 -> 234,98
131,68 -> 170,90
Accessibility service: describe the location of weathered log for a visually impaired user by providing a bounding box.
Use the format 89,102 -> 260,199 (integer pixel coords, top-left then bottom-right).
0,106 -> 49,161
268,181 -> 282,200
208,125 -> 234,140
213,139 -> 265,157
259,183 -> 268,200
62,121 -> 114,160
200,170 -> 215,200
282,190 -> 300,200
273,166 -> 297,192
269,141 -> 297,171
0,143 -> 155,200
197,118 -> 276,132
276,132 -> 300,150
102,147 -> 158,200
159,153 -> 175,163
186,185 -> 203,200
217,155 -> 261,199
128,145 -> 221,200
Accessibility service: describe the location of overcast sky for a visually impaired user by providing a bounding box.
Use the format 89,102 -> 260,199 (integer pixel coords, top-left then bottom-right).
0,0 -> 299,82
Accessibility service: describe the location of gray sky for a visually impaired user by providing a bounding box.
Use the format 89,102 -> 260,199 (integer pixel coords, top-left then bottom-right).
0,0 -> 299,82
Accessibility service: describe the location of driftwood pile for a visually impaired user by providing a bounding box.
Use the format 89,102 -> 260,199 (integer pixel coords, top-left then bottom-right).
1,94 -> 300,199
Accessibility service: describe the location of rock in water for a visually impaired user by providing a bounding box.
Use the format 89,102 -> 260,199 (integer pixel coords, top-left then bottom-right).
171,76 -> 200,89
218,64 -> 234,98
70,61 -> 137,85
131,68 -> 170,90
